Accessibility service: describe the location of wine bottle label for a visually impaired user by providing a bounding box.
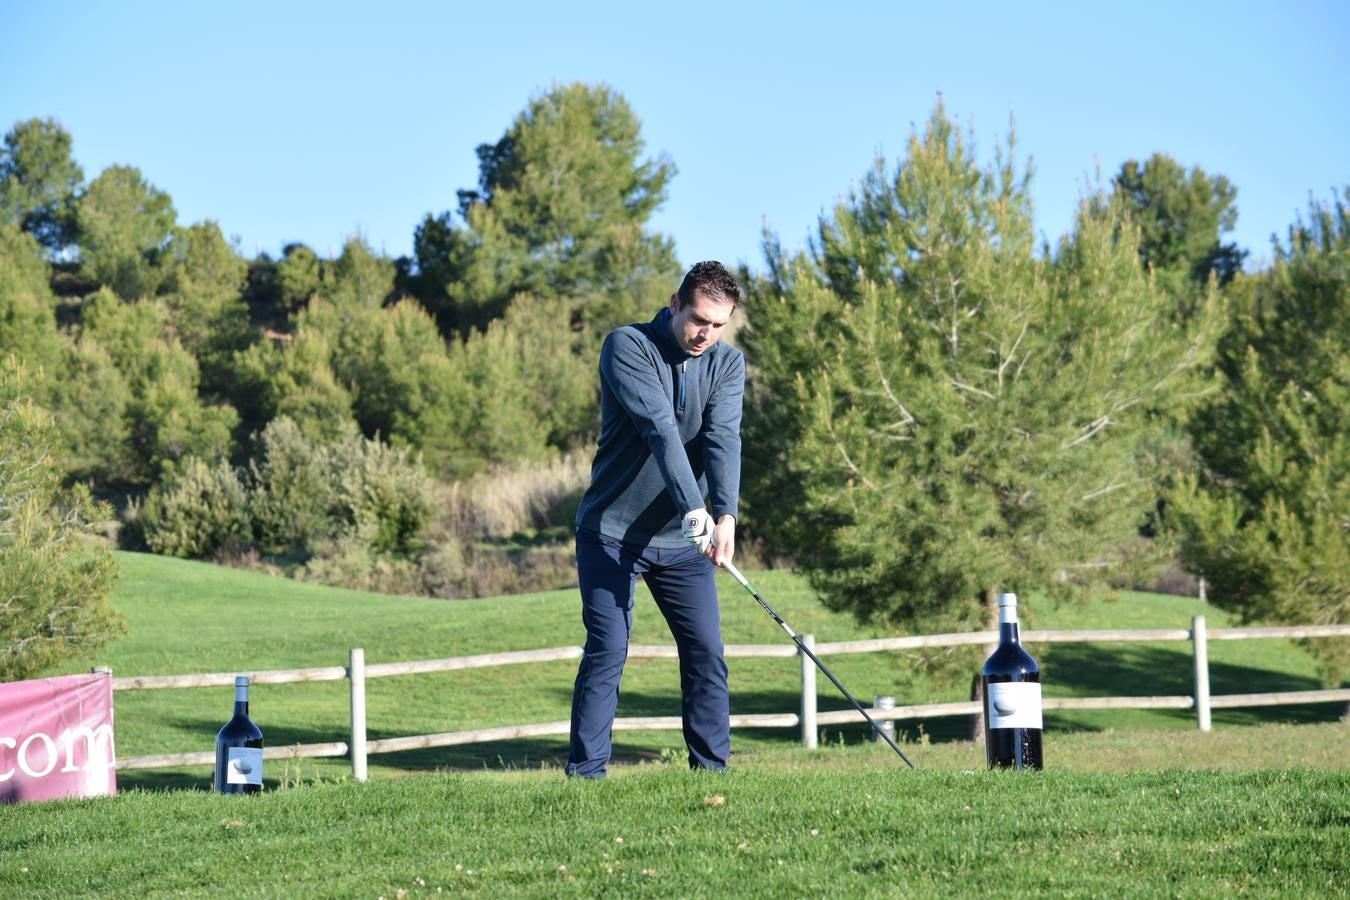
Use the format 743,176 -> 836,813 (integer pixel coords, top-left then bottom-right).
986,681 -> 1042,729
226,747 -> 263,786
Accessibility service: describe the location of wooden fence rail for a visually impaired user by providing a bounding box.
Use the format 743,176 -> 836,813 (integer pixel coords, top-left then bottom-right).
101,619 -> 1350,780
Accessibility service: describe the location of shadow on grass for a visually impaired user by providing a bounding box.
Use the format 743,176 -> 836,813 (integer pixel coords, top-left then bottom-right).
1040,642 -> 1341,729
118,768 -> 212,792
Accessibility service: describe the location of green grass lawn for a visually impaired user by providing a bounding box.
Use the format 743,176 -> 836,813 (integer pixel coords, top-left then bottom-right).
2,764 -> 1346,898
44,552 -> 1349,789
9,552 -> 1347,898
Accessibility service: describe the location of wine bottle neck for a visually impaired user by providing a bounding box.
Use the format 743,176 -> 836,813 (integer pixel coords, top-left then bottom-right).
233,700 -> 249,717
997,595 -> 1020,644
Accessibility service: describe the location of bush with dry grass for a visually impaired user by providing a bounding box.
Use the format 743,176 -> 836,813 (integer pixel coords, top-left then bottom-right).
446,449 -> 590,539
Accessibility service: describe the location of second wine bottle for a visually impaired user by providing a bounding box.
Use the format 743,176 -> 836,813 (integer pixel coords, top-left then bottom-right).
980,592 -> 1043,770
214,675 -> 264,794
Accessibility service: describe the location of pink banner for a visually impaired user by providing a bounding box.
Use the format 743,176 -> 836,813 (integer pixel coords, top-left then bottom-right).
0,672 -> 116,804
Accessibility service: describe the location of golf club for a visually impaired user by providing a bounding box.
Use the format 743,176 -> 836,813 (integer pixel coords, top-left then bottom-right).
721,560 -> 915,767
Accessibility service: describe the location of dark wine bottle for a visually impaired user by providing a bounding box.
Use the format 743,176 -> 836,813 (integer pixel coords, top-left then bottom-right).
214,675 -> 264,794
981,593 -> 1043,770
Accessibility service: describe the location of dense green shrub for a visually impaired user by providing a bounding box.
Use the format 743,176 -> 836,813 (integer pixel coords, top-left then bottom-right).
279,289 -> 557,479
322,237 -> 396,308
133,457 -> 251,558
136,417 -> 436,566
325,426 -> 437,558
449,314 -> 552,473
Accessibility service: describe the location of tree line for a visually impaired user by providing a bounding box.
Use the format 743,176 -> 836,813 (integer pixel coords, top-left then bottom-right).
1,85 -> 1344,686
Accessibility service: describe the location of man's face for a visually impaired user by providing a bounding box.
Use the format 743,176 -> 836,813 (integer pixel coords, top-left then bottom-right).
669,290 -> 734,356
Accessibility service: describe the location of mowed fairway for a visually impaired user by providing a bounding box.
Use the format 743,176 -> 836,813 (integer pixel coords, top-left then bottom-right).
2,764 -> 1347,897
3,552 -> 1346,897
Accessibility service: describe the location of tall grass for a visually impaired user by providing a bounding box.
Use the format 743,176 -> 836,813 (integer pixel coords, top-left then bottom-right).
447,448 -> 591,539
408,447 -> 591,598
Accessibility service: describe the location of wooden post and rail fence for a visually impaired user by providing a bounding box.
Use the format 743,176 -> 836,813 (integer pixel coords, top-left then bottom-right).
101,618 -> 1350,780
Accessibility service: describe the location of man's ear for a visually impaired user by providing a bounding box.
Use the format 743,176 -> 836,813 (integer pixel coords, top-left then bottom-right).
669,293 -> 681,313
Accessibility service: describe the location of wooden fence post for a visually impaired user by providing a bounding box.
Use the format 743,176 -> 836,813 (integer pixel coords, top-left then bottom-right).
1191,616 -> 1211,732
349,648 -> 368,781
873,695 -> 895,744
800,634 -> 817,749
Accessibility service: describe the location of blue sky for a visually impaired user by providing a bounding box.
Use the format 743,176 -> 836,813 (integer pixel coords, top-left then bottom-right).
2,1 -> 1347,273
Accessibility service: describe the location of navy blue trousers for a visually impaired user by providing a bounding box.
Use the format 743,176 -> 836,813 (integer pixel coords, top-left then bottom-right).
566,528 -> 730,778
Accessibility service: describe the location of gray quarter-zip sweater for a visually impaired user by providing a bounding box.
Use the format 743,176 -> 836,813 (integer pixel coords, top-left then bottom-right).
575,307 -> 744,549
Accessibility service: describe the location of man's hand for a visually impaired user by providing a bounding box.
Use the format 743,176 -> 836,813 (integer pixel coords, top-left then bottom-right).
709,515 -> 736,567
682,508 -> 714,554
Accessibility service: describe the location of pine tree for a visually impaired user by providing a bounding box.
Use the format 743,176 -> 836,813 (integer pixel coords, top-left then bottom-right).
0,224 -> 133,483
1113,154 -> 1247,312
740,104 -> 1220,645
0,224 -> 63,376
0,118 -> 84,254
0,360 -> 121,680
1168,189 -> 1349,684
157,220 -> 252,397
79,289 -> 236,482
74,165 -> 176,299
412,82 -> 678,334
275,243 -> 323,314
338,298 -> 476,476
231,327 -> 356,446
452,315 -> 552,472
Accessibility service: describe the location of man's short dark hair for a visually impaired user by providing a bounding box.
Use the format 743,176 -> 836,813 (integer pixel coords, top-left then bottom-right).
676,260 -> 741,309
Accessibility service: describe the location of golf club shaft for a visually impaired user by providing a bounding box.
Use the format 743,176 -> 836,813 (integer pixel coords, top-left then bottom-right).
721,561 -> 915,768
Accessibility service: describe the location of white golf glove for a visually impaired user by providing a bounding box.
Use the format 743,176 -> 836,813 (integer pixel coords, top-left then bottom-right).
682,507 -> 714,553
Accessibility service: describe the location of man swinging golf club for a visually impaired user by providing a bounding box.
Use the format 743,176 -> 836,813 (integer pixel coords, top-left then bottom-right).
566,261 -> 743,779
